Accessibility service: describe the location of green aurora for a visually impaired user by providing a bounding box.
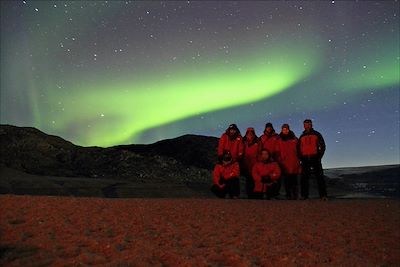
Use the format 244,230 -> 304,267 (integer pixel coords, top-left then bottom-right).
44,42 -> 321,146
40,36 -> 399,147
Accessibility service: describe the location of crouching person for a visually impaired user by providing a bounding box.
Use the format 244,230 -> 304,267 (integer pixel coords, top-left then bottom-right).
211,151 -> 240,199
252,149 -> 281,199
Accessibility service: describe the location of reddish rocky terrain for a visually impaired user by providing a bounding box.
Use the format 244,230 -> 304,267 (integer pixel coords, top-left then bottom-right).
1,195 -> 399,266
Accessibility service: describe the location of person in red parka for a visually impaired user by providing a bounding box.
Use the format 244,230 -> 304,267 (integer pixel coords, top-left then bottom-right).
242,127 -> 260,199
217,124 -> 243,162
211,150 -> 240,199
277,124 -> 301,200
259,122 -> 280,161
252,149 -> 281,199
259,122 -> 281,195
298,119 -> 327,200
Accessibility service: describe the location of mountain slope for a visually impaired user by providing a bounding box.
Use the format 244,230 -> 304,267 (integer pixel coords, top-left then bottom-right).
0,125 -> 212,183
113,134 -> 218,170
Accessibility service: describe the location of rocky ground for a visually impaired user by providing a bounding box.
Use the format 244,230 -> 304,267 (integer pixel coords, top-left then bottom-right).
1,195 -> 399,266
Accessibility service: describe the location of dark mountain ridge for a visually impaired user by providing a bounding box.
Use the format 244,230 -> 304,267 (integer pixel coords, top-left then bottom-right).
114,134 -> 218,170
0,124 -> 215,182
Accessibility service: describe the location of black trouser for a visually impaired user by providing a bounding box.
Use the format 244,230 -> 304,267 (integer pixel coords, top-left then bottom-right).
300,157 -> 327,198
244,174 -> 255,199
210,178 -> 240,198
275,178 -> 282,196
283,174 -> 299,200
266,181 -> 280,199
253,181 -> 280,199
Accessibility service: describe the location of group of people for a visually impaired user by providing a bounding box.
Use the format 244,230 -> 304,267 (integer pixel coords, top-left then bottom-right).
211,119 -> 328,200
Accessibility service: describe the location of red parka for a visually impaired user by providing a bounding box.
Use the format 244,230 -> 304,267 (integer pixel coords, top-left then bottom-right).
218,133 -> 244,162
277,131 -> 301,175
213,162 -> 240,189
252,161 -> 281,192
242,128 -> 260,176
298,129 -> 326,159
259,132 -> 280,160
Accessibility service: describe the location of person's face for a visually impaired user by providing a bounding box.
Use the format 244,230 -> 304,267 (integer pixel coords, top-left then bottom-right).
281,128 -> 289,135
246,131 -> 255,140
304,122 -> 312,131
265,127 -> 273,134
260,151 -> 269,161
228,128 -> 236,136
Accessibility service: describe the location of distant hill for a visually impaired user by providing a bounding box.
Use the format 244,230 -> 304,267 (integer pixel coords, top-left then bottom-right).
324,165 -> 400,198
113,134 -> 218,170
0,125 -> 214,183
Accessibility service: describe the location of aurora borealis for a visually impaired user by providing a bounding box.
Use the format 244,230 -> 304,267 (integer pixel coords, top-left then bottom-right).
1,1 -> 399,168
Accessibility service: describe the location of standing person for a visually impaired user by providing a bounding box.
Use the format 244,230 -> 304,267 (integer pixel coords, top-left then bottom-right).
211,151 -> 240,199
217,124 -> 243,163
242,127 -> 260,199
298,119 -> 327,200
259,122 -> 281,194
277,124 -> 301,200
259,122 -> 280,161
252,149 -> 281,199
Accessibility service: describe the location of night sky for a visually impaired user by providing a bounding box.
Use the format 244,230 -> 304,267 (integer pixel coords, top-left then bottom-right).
1,1 -> 399,168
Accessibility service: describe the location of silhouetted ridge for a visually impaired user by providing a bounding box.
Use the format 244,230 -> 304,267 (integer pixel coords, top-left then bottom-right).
0,124 -> 213,182
113,134 -> 218,170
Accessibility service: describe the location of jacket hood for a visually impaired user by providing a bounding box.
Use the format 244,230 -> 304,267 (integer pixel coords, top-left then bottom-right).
225,124 -> 241,136
245,127 -> 256,135
224,126 -> 241,140
263,122 -> 275,135
244,127 -> 258,144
